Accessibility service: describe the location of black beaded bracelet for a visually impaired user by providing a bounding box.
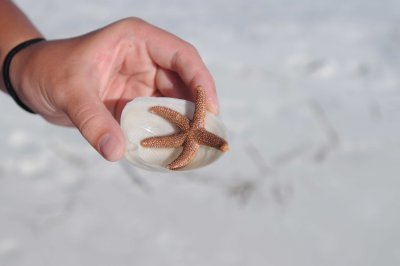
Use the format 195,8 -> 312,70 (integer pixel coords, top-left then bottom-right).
2,38 -> 45,114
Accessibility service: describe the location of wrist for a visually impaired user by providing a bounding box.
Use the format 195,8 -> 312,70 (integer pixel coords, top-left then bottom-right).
6,38 -> 45,113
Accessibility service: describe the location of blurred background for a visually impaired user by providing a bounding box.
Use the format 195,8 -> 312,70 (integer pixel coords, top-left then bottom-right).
1,0 -> 400,265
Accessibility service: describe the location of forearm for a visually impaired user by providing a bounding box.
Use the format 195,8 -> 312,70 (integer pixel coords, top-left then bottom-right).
0,0 -> 42,92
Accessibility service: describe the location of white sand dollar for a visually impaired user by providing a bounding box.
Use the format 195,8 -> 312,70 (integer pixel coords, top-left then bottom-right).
121,97 -> 228,172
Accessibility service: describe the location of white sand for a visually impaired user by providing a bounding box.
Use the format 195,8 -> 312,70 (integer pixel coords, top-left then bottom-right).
1,0 -> 400,265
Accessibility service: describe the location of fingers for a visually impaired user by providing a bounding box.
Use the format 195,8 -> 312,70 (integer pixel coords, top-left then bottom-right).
171,47 -> 218,112
155,68 -> 191,100
64,89 -> 125,161
142,23 -> 219,114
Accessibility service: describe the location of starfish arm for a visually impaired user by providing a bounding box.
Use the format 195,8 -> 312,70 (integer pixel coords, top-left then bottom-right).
191,86 -> 206,129
168,138 -> 200,170
195,129 -> 229,152
141,133 -> 187,148
150,106 -> 190,131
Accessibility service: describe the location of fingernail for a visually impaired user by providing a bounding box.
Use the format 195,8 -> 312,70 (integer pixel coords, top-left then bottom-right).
99,133 -> 121,161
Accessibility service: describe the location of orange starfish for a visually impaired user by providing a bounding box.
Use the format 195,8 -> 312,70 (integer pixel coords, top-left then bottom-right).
140,86 -> 229,170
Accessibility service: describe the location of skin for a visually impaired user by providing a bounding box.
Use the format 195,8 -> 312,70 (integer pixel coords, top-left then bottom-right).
0,0 -> 219,162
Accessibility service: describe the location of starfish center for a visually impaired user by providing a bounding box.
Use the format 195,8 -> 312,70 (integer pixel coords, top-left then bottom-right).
140,86 -> 229,170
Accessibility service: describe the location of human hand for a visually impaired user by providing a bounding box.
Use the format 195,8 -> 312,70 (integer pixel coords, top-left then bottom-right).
9,18 -> 218,161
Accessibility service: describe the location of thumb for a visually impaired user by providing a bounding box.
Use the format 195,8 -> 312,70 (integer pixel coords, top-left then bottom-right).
65,93 -> 125,161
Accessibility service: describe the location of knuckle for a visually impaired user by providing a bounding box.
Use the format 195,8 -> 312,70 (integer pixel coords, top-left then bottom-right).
51,85 -> 70,107
69,103 -> 101,136
113,17 -> 147,32
183,42 -> 199,55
